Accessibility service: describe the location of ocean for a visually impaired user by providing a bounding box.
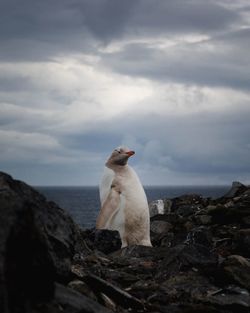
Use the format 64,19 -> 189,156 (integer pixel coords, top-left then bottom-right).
36,185 -> 229,229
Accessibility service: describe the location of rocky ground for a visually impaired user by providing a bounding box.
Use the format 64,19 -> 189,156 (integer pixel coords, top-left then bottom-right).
1,172 -> 250,313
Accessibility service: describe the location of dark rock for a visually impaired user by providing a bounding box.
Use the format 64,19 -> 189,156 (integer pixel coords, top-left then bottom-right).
223,181 -> 247,198
233,228 -> 250,258
157,244 -> 218,281
2,171 -> 250,313
185,226 -> 213,247
242,215 -> 250,225
68,280 -> 97,301
54,283 -> 111,313
150,220 -> 173,234
207,200 -> 250,224
199,285 -> 250,310
222,255 -> 250,290
176,204 -> 202,217
113,244 -> 155,259
0,172 -> 86,312
195,214 -> 212,225
93,229 -> 122,253
171,194 -> 207,212
82,273 -> 145,311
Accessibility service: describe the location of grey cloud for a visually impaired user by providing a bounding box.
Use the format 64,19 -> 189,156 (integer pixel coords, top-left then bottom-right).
129,0 -> 240,35
0,0 -> 137,61
1,0 -> 250,185
0,0 -> 244,62
1,104 -> 250,185
91,108 -> 250,178
100,27 -> 250,91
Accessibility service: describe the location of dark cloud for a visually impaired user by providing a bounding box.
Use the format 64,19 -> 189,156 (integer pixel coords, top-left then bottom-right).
0,0 -> 137,61
100,25 -> 250,91
129,0 -> 240,35
0,0 -> 244,61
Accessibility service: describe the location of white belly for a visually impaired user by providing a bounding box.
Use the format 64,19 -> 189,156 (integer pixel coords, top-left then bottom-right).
99,165 -> 151,247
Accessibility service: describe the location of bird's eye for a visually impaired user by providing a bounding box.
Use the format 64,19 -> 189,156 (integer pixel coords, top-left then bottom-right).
115,149 -> 121,154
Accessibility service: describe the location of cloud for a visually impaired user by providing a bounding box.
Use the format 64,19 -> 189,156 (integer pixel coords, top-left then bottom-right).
0,0 -> 250,185
100,26 -> 250,91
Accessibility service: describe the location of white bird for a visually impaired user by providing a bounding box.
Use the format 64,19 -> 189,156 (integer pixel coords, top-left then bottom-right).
96,146 -> 152,247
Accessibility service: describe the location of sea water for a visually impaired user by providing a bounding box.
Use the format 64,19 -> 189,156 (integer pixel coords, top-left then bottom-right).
36,185 -> 229,229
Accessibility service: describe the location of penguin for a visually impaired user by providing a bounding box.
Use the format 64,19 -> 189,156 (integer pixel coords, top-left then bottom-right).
96,146 -> 152,247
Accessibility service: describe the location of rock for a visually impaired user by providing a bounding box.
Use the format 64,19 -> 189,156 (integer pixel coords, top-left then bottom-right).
157,244 -> 218,280
223,181 -> 247,198
163,199 -> 172,214
185,226 -> 213,247
200,285 -> 250,309
172,194 -> 207,209
54,283 -> 112,313
149,199 -> 165,217
222,255 -> 250,289
82,273 -> 144,311
242,216 -> 250,225
0,172 -> 86,313
208,201 -> 250,224
68,280 -> 97,301
233,229 -> 250,258
195,214 -> 212,225
150,220 -> 173,234
2,171 -> 250,313
93,229 -> 121,254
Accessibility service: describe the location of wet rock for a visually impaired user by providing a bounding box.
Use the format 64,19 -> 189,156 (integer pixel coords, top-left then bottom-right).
222,255 -> 250,290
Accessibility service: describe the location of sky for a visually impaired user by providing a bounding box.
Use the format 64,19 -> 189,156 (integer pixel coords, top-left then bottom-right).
0,0 -> 250,186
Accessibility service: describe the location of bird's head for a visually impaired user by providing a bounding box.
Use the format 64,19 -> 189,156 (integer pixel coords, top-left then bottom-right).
106,146 -> 135,167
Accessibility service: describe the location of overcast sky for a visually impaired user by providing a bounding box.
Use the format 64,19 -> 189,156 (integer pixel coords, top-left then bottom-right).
0,0 -> 250,186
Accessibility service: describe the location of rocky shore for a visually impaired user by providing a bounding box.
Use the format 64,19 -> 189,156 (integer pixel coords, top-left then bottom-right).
1,172 -> 250,313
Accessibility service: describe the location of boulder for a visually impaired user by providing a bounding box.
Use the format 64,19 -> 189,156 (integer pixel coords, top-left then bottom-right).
233,228 -> 250,258
222,255 -> 250,290
0,172 -> 87,312
223,181 -> 247,198
150,220 -> 173,234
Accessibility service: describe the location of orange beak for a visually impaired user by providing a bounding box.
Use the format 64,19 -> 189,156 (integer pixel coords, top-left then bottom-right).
126,150 -> 135,156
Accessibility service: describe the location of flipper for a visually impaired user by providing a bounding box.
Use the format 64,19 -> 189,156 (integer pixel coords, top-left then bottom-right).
96,184 -> 121,229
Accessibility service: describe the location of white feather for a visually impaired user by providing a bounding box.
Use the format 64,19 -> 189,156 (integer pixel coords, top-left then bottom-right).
99,167 -> 115,205
98,151 -> 152,247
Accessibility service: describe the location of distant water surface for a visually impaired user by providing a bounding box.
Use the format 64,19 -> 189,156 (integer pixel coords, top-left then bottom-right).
36,185 -> 229,229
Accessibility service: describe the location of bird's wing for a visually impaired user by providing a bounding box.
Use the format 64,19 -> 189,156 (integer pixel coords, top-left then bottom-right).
99,167 -> 115,205
96,183 -> 121,229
